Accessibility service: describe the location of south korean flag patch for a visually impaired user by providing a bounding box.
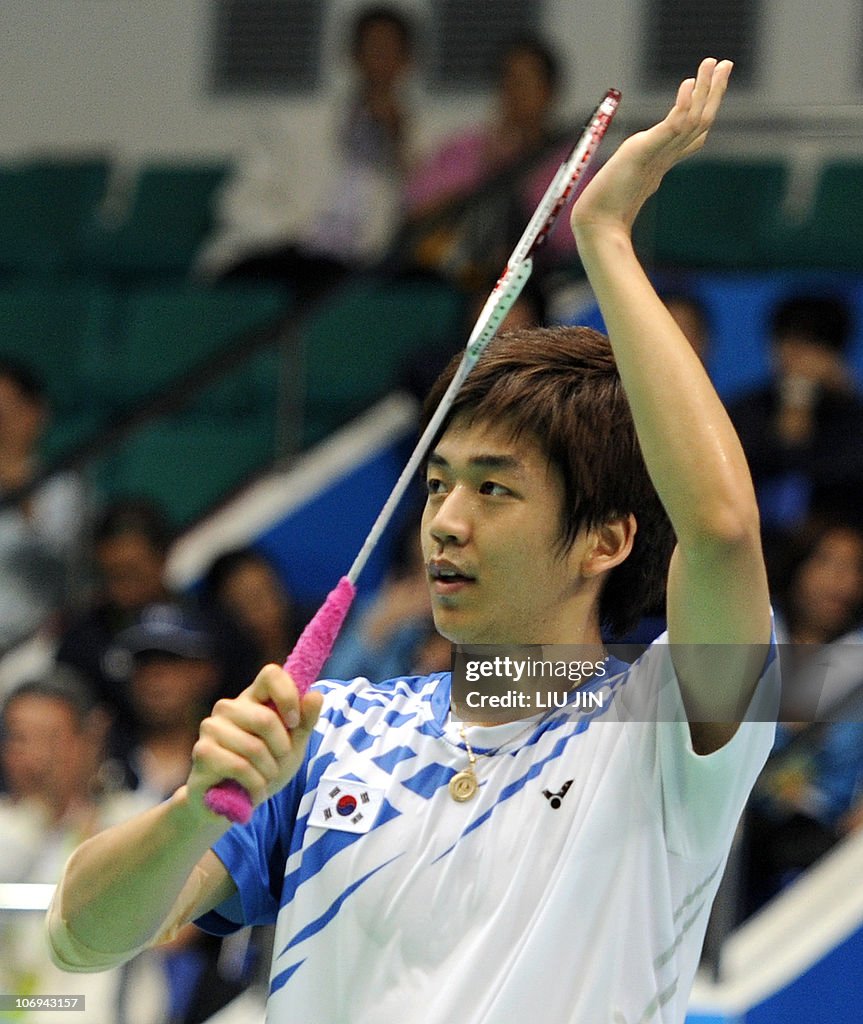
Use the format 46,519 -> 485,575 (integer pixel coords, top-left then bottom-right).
308,776 -> 385,834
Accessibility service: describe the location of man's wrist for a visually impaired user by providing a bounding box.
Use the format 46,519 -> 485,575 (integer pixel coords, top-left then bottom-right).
571,222 -> 635,271
169,784 -> 233,843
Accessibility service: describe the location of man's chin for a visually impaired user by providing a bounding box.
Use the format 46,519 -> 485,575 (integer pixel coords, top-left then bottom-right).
432,610 -> 469,645
432,612 -> 496,647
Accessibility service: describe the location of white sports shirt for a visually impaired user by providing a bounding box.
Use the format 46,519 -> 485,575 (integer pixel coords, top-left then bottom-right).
199,636 -> 778,1024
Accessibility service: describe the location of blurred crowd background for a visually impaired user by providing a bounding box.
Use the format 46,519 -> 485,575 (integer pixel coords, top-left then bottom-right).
2,2 -> 863,1021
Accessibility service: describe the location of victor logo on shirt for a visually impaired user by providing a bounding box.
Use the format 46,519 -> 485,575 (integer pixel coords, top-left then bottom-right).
542,780 -> 574,809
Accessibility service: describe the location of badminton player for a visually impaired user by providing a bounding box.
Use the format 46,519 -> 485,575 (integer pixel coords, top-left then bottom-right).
48,58 -> 778,1023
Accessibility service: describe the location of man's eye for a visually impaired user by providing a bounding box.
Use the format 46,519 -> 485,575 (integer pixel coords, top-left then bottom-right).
426,477 -> 447,495
479,481 -> 509,496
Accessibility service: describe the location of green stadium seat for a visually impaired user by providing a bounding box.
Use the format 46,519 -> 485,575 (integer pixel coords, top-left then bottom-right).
0,281 -> 114,458
0,157 -> 110,275
639,158 -> 790,270
94,282 -> 290,414
791,161 -> 863,270
77,162 -> 231,278
299,276 -> 467,444
40,409 -> 106,465
98,411 -> 278,527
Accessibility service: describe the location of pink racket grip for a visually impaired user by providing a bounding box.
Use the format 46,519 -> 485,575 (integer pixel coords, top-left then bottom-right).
204,576 -> 357,824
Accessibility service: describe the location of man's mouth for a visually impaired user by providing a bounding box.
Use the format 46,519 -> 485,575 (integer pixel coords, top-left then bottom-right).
428,560 -> 475,588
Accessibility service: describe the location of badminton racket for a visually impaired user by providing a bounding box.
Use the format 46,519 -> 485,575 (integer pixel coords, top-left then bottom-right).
205,86 -> 622,824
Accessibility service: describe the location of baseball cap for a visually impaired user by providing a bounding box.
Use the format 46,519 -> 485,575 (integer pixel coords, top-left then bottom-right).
117,603 -> 215,661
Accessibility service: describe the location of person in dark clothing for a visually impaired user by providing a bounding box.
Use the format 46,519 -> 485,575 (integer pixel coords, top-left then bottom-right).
727,293 -> 863,533
57,499 -> 259,774
56,499 -> 176,758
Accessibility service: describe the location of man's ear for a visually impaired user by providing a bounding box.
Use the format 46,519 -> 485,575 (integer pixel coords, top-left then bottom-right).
578,514 -> 637,579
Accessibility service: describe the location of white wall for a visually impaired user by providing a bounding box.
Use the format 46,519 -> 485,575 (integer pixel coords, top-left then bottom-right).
1,0 -> 862,165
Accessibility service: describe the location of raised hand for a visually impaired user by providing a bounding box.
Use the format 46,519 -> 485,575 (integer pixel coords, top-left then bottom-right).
571,58 -> 733,240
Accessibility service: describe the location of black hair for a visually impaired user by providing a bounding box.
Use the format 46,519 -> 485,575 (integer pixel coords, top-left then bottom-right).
0,357 -> 47,405
93,497 -> 174,554
770,294 -> 853,353
422,325 -> 675,638
350,4 -> 415,59
2,665 -> 101,729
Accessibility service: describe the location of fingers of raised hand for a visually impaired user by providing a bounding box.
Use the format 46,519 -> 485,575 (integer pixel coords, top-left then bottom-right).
671,58 -> 732,151
693,57 -> 732,120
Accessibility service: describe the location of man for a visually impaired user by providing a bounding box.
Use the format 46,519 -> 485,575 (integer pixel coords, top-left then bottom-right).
0,359 -> 88,651
116,602 -> 224,803
196,4 -> 416,299
727,292 -> 863,532
48,60 -> 777,1023
1,668 -> 114,864
57,499 -> 260,763
1,668 -> 153,1024
404,34 -> 581,290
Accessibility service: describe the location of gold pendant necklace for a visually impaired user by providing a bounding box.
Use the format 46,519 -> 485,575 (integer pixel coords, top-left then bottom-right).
449,723 -> 479,802
447,714 -> 555,803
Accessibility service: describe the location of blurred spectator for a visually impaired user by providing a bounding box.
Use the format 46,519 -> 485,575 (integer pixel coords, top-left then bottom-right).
196,4 -> 417,301
741,517 -> 863,915
57,499 -> 258,761
0,666 -> 116,829
0,359 -> 89,653
0,667 -> 156,1022
727,293 -> 863,532
201,546 -> 300,666
403,34 -> 581,289
770,517 -> 863,649
56,498 -> 176,748
661,289 -> 712,365
769,516 -> 863,717
116,602 -> 222,801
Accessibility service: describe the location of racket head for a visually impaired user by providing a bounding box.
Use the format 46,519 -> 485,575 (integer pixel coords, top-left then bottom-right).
464,87 -> 622,367
512,87 -> 622,263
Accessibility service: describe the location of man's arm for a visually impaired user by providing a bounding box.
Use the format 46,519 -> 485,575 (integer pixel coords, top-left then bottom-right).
48,664 -> 322,969
570,59 -> 771,752
48,796 -> 233,970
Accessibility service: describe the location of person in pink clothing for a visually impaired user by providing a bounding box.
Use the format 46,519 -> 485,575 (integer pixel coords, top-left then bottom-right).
404,35 -> 586,287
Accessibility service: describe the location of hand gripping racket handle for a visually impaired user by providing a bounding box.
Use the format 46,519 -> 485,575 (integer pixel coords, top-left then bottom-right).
204,576 -> 356,824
